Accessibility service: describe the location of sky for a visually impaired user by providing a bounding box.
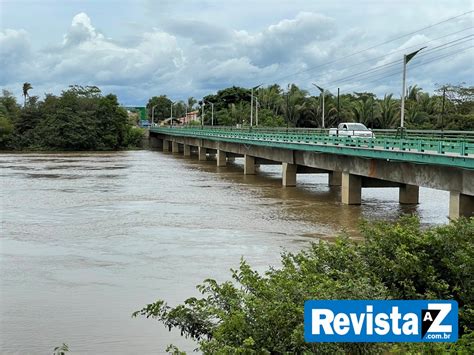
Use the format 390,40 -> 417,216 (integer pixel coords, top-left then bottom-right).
0,0 -> 473,106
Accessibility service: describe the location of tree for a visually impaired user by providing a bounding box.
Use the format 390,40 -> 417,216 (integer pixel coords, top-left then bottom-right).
352,94 -> 376,127
1,85 -> 142,150
22,82 -> 33,107
187,97 -> 197,111
377,94 -> 398,128
146,95 -> 173,123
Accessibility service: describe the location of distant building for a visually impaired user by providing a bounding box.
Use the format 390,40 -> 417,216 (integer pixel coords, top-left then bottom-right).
180,110 -> 200,125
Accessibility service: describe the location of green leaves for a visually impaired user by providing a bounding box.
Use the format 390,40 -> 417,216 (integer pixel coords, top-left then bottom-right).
0,87 -> 140,150
135,217 -> 473,353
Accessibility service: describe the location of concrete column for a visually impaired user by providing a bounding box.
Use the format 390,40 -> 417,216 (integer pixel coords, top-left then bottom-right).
282,163 -> 297,187
399,184 -> 419,204
149,136 -> 160,149
328,171 -> 342,186
163,140 -> 170,152
183,144 -> 191,157
341,172 -> 361,205
244,155 -> 255,175
449,192 -> 474,219
171,141 -> 179,153
217,150 -> 227,167
198,146 -> 207,161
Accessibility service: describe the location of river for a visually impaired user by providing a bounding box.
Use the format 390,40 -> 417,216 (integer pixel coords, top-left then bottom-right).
0,150 -> 449,354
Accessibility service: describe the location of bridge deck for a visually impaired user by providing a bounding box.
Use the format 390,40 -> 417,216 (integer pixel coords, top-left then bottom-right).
151,127 -> 474,169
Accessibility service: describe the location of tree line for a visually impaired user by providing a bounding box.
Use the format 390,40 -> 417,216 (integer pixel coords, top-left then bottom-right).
0,84 -> 144,150
147,83 -> 474,130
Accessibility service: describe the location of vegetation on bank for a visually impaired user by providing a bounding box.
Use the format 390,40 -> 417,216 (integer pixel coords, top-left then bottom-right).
147,83 -> 474,130
3,81 -> 472,151
0,85 -> 144,150
134,216 -> 474,354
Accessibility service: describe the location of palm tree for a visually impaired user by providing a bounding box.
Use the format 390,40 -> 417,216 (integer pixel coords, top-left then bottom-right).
187,97 -> 196,111
22,82 -> 33,107
377,94 -> 399,128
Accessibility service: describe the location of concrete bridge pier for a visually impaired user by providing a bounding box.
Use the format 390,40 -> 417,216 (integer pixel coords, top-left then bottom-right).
399,184 -> 419,204
244,155 -> 256,175
217,150 -> 227,167
328,171 -> 342,186
172,141 -> 179,153
163,139 -> 170,152
342,172 -> 362,205
183,144 -> 191,157
282,163 -> 297,187
198,146 -> 207,161
449,192 -> 474,219
149,135 -> 161,149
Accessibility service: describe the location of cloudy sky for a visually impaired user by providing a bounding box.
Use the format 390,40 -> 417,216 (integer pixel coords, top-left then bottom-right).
1,0 -> 472,106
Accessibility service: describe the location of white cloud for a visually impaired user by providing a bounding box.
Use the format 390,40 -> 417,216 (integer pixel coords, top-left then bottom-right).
0,29 -> 32,82
0,5 -> 472,105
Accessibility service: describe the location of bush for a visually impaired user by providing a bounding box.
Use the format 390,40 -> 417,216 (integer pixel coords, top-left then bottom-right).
134,217 -> 473,353
125,126 -> 145,147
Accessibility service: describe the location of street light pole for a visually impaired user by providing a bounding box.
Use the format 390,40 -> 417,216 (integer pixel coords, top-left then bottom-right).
170,102 -> 173,126
204,100 -> 214,126
286,84 -> 290,131
250,84 -> 262,127
313,83 -> 325,128
151,104 -> 157,127
441,86 -> 446,131
201,101 -> 205,127
255,97 -> 259,126
400,47 -> 426,128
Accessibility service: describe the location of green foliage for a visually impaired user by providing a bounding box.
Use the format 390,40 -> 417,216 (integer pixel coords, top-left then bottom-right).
52,343 -> 69,355
147,95 -> 173,122
0,114 -> 14,148
0,86 -> 142,151
22,82 -> 33,107
170,82 -> 474,129
134,217 -> 473,353
125,126 -> 145,147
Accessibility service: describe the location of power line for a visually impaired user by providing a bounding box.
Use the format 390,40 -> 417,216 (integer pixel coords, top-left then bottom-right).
336,45 -> 473,95
323,34 -> 473,87
267,10 -> 473,85
309,26 -> 473,78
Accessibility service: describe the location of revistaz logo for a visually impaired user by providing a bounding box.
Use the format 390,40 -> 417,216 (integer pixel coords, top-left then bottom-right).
304,300 -> 458,342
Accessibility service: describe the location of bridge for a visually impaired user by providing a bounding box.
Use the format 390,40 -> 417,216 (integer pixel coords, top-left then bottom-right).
149,126 -> 474,219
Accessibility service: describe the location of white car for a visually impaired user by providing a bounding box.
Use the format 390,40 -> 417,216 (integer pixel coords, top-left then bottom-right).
329,123 -> 375,138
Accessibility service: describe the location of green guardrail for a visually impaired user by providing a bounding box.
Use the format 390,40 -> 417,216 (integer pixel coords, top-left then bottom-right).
150,126 -> 474,169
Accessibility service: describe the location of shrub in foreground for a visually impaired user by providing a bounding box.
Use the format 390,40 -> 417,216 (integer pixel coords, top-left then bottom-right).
134,217 -> 473,353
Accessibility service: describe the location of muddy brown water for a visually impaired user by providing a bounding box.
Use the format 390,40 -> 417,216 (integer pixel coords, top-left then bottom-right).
0,150 -> 448,353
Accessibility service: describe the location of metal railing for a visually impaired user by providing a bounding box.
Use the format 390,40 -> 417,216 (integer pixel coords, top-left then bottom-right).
153,125 -> 474,141
150,126 -> 474,168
